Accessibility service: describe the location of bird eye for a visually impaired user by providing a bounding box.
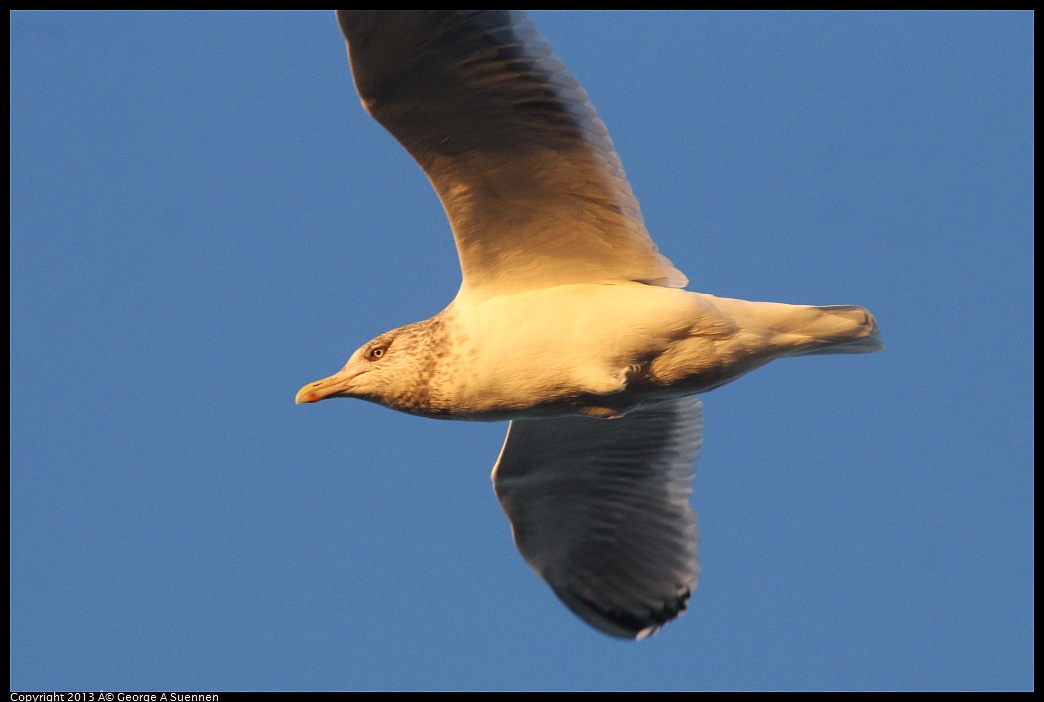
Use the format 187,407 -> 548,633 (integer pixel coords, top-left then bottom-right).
369,346 -> 385,360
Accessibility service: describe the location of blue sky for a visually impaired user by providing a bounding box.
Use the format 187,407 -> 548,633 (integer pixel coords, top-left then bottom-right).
10,11 -> 1033,691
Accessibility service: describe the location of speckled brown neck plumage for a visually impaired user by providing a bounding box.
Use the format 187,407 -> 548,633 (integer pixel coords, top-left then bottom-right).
362,309 -> 467,418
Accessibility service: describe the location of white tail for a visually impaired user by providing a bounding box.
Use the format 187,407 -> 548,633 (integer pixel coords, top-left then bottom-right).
777,304 -> 883,356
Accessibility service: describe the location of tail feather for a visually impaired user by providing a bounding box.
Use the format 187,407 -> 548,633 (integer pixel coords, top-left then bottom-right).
782,304 -> 883,356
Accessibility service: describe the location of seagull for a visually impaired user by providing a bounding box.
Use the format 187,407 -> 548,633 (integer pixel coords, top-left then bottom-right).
297,10 -> 882,639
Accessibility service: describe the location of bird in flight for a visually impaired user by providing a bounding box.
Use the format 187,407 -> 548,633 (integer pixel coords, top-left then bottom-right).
297,10 -> 882,639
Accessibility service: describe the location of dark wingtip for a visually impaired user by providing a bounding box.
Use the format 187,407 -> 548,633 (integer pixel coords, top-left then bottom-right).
554,586 -> 691,640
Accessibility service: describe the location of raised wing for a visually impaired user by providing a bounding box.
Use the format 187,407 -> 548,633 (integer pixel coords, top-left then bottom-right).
335,10 -> 688,295
492,397 -> 702,639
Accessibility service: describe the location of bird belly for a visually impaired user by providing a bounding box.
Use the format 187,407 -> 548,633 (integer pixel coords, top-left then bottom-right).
440,285 -> 742,419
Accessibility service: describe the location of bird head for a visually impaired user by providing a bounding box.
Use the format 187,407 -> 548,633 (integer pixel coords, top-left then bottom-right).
296,315 -> 449,414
